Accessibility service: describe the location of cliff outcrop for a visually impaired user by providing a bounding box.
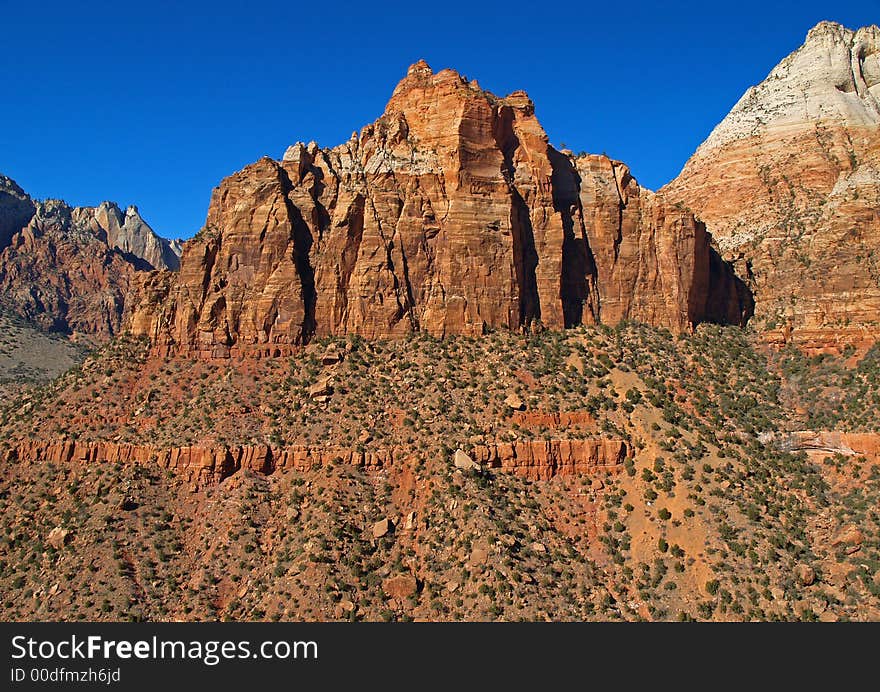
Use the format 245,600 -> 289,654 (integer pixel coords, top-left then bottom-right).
6,436 -> 630,488
128,62 -> 749,357
664,22 -> 880,350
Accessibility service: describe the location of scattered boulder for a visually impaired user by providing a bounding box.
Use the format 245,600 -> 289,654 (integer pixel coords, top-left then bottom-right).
403,511 -> 416,531
453,449 -> 479,470
383,574 -> 418,600
469,546 -> 489,566
831,525 -> 863,548
321,346 -> 342,366
530,541 -> 547,554
46,527 -> 70,550
308,376 -> 334,398
372,518 -> 392,538
504,393 -> 526,411
794,563 -> 816,586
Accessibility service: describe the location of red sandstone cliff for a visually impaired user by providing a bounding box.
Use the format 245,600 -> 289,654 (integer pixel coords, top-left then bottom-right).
5,437 -> 629,488
128,62 -> 749,357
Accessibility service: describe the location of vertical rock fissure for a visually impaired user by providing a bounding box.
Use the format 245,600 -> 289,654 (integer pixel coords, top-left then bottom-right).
383,241 -> 407,326
397,241 -> 419,332
361,178 -> 414,331
704,247 -> 755,327
198,233 -> 220,312
278,169 -> 317,343
610,164 -> 626,264
387,176 -> 418,331
495,106 -> 540,329
510,185 -> 541,328
613,203 -> 624,265
549,148 -> 598,328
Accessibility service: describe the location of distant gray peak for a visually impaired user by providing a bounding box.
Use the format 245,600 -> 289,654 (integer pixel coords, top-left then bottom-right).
0,176 -> 38,250
0,174 -> 30,199
0,174 -> 181,272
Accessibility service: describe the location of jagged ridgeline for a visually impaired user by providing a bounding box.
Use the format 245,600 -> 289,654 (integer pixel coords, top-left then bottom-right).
127,61 -> 751,358
0,175 -> 181,339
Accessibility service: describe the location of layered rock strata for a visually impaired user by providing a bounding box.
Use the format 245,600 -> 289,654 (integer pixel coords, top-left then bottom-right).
128,62 -> 749,357
664,22 -> 880,349
6,436 -> 630,487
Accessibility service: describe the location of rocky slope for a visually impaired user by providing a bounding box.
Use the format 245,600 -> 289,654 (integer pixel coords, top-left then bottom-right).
0,310 -> 86,403
664,21 -> 880,351
0,177 -> 182,339
128,62 -> 750,357
2,324 -> 877,621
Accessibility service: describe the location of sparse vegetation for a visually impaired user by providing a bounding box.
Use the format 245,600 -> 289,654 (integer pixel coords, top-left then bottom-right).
0,322 -> 877,621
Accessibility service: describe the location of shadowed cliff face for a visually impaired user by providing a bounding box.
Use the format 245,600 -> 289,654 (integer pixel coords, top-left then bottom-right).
128,61 -> 750,358
664,21 -> 880,351
0,176 -> 35,253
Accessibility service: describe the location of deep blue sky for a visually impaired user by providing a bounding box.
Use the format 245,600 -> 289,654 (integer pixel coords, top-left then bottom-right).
2,2 -> 877,239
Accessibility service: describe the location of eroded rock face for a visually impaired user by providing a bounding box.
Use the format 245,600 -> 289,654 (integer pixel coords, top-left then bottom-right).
775,430 -> 880,462
128,62 -> 748,356
664,22 -> 880,350
5,436 -> 630,488
94,202 -> 181,271
0,178 -> 182,339
0,200 -> 137,337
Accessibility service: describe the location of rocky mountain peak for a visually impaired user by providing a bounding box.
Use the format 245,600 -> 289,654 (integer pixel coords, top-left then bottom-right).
696,22 -> 879,155
126,63 -> 750,358
406,58 -> 432,76
388,60 -> 535,112
0,174 -> 29,201
663,22 -> 880,350
0,176 -> 183,339
99,202 -> 181,271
